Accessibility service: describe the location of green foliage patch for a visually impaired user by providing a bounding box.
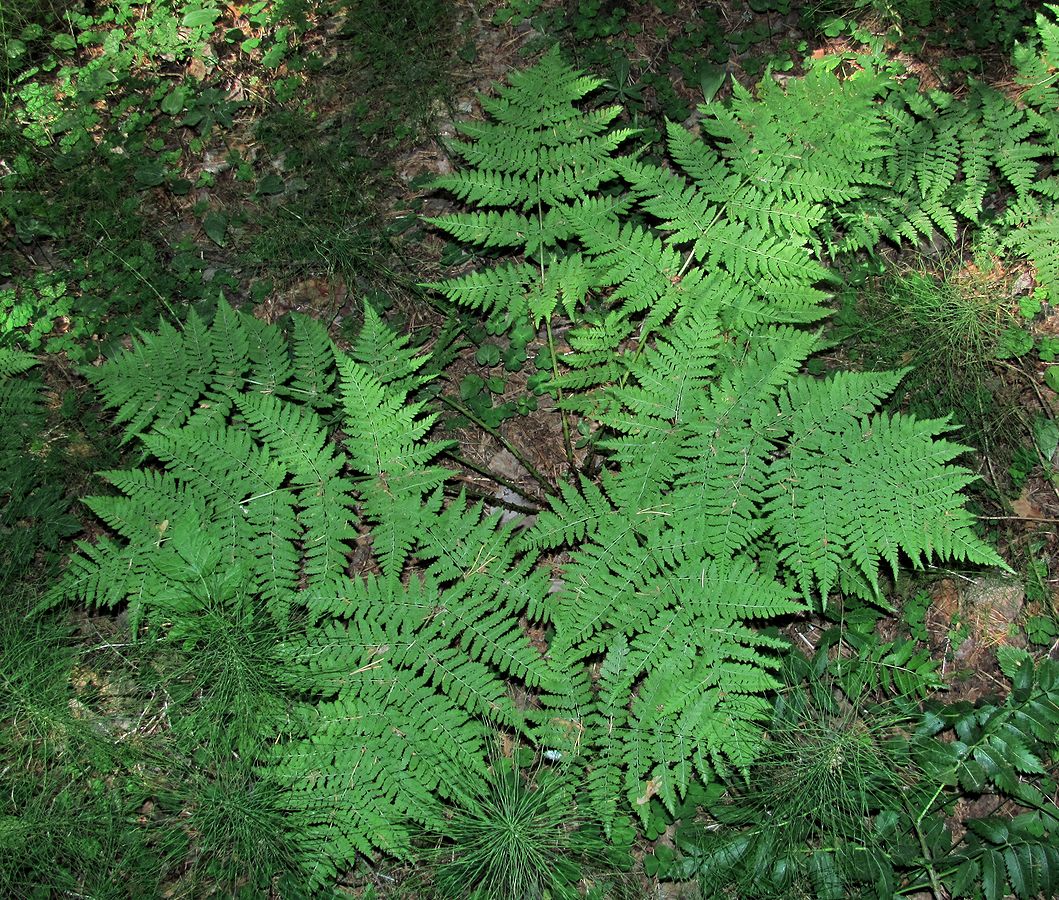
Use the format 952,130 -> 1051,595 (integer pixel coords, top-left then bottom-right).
35,36 -> 1021,892
10,2 -> 1059,895
667,642 -> 1059,899
0,0 -> 322,359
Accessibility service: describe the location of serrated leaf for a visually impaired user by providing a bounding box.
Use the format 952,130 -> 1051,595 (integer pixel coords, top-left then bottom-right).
951,857 -> 979,896
958,758 -> 988,791
968,817 -> 1010,844
1008,656 -> 1033,698
982,848 -> 1006,900
1005,844 -> 1038,899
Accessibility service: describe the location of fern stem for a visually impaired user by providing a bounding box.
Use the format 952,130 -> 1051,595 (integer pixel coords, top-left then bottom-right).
675,246 -> 698,282
545,317 -> 577,474
436,392 -> 555,497
444,450 -> 546,510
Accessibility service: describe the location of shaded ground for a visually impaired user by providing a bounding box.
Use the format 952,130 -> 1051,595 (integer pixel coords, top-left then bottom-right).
3,0 -> 1058,895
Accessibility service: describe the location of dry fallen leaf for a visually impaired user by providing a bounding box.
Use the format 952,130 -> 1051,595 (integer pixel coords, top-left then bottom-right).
1012,486 -> 1044,520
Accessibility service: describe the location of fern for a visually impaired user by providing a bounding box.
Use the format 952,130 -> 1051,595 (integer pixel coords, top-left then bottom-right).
47,41 -> 1022,890
46,301 -> 555,881
426,45 -> 634,335
422,48 -> 1005,833
0,351 -> 79,588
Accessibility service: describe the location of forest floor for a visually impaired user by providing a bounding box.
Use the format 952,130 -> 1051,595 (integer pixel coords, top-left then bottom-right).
3,0 -> 1058,896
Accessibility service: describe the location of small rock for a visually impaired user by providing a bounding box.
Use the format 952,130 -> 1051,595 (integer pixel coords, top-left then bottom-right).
1012,271 -> 1034,296
953,575 -> 1025,662
490,448 -> 525,481
201,149 -> 230,174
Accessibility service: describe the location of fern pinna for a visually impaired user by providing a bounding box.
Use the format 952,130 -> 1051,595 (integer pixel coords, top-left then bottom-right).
429,47 -> 1002,828
43,299 -> 556,883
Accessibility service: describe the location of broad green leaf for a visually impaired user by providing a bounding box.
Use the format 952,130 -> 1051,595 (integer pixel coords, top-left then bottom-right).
161,86 -> 187,115
203,211 -> 228,247
134,161 -> 165,188
257,173 -> 285,195
181,6 -> 220,28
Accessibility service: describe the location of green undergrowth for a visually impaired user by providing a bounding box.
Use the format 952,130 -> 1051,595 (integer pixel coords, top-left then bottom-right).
3,1 -> 1059,897
654,635 -> 1059,899
833,250 -> 1025,461
246,0 -> 464,305
492,0 -> 1040,138
1,0 -> 449,360
0,0 -> 324,358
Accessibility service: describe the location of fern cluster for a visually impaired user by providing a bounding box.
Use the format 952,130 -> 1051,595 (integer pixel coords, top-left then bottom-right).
42,300 -> 556,883
428,44 -> 1000,828
839,5 -> 1059,295
43,21 -> 1046,892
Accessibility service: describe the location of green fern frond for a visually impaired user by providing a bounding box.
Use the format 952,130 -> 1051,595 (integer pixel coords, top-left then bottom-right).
336,353 -> 449,576
141,424 -> 299,625
579,216 -> 684,310
0,352 -> 44,461
275,675 -> 490,876
428,262 -> 538,331
553,310 -> 634,401
604,297 -> 722,426
1007,212 -> 1059,300
93,314 -> 213,442
619,159 -> 826,286
244,311 -> 294,394
766,410 -> 1002,601
0,348 -> 37,378
1016,6 -> 1059,131
480,46 -> 605,122
45,535 -> 152,615
235,391 -> 358,597
426,46 -> 633,340
55,300 -> 551,873
288,313 -> 337,410
527,477 -> 614,551
204,294 -> 252,423
418,493 -> 553,686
